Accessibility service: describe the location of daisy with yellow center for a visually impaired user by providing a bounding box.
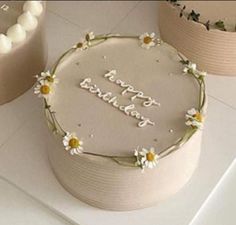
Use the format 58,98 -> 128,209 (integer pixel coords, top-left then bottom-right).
75,39 -> 88,50
35,71 -> 59,84
34,80 -> 52,99
185,108 -> 204,129
85,32 -> 95,46
183,62 -> 207,77
139,32 -> 157,49
134,147 -> 159,170
63,132 -> 83,155
183,62 -> 197,74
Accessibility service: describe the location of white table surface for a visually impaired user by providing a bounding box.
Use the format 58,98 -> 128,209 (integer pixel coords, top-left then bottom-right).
0,1 -> 235,225
0,177 -> 73,225
190,159 -> 236,225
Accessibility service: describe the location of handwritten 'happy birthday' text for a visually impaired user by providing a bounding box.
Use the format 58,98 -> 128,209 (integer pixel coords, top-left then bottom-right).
79,78 -> 155,128
104,70 -> 160,107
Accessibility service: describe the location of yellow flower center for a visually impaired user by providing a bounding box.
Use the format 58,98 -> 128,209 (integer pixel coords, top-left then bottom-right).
194,112 -> 203,122
143,36 -> 152,44
69,138 -> 80,148
85,34 -> 90,41
40,85 -> 50,94
146,152 -> 155,161
77,42 -> 83,48
46,76 -> 54,83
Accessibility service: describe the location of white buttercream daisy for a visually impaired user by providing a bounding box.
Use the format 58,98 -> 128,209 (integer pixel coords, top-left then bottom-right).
75,39 -> 88,50
183,62 -> 197,74
34,80 -> 52,99
139,32 -> 156,49
134,147 -> 159,170
198,71 -> 207,77
85,32 -> 95,45
183,62 -> 207,78
63,132 -> 83,155
185,108 -> 203,129
35,71 -> 58,84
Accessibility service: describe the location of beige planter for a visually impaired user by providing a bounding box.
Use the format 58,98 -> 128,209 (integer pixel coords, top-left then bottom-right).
158,1 -> 236,76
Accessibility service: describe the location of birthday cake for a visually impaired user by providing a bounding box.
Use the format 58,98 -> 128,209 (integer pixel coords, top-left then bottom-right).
0,1 -> 46,104
159,1 -> 236,76
35,32 -> 206,210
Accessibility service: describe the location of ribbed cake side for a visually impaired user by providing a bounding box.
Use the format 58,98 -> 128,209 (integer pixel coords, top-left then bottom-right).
47,130 -> 202,211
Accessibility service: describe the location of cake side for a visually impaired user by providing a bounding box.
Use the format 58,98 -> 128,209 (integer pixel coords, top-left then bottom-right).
47,128 -> 203,211
158,1 -> 236,76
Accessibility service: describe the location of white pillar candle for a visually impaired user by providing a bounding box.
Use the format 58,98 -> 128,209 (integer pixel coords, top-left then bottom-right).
0,34 -> 12,54
23,1 -> 43,17
7,24 -> 27,43
17,11 -> 38,31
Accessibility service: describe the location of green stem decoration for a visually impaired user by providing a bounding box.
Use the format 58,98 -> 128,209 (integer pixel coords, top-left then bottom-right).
167,0 -> 232,32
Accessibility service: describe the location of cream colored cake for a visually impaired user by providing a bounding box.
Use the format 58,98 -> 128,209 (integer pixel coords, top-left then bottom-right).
159,1 -> 236,76
0,1 -> 46,104
35,33 -> 206,210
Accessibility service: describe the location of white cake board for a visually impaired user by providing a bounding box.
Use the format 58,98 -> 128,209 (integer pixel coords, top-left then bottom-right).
0,88 -> 235,225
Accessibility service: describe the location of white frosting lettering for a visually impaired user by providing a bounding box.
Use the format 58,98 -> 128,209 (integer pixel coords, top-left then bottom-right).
79,78 -> 155,128
1,4 -> 9,11
104,70 -> 161,107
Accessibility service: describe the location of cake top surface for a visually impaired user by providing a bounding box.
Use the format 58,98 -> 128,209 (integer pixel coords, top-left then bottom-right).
0,1 -> 24,33
47,35 -> 201,157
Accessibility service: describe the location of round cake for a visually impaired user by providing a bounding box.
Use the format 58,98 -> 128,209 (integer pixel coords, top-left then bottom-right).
35,33 -> 206,210
158,1 -> 236,76
0,1 -> 47,104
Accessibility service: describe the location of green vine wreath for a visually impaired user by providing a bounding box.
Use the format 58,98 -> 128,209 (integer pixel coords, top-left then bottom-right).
167,0 -> 236,32
34,32 -> 207,171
